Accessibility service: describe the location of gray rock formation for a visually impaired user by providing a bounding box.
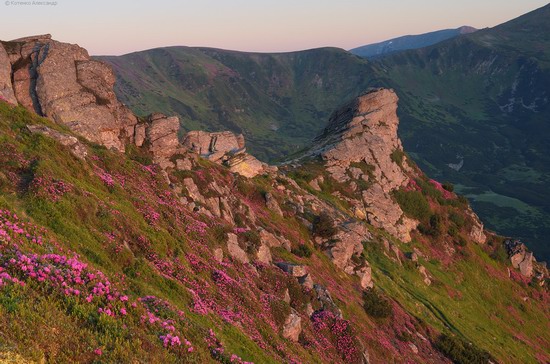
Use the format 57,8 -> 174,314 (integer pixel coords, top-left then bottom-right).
305,88 -> 417,242
143,113 -> 181,169
182,130 -> 275,178
2,35 -> 137,151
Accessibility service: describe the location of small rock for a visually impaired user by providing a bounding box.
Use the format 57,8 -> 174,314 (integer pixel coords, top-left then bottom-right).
275,262 -> 307,277
283,289 -> 291,304
27,125 -> 88,159
298,274 -> 314,290
309,176 -> 323,191
306,303 -> 314,317
313,284 -> 342,318
176,158 -> 193,170
418,265 -> 431,286
356,266 -> 373,289
264,192 -> 283,216
227,233 -> 249,264
213,248 -> 224,263
282,310 -> 302,342
260,229 -> 290,251
409,343 -> 419,354
256,244 -> 272,264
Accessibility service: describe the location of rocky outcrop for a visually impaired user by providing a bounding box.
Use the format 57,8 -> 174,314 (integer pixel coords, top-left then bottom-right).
0,42 -> 17,104
26,125 -> 88,160
1,35 -> 278,181
504,239 -> 549,283
142,113 -> 181,169
506,239 -> 533,277
305,88 -> 417,242
2,35 -> 137,151
466,208 -> 487,244
182,130 -> 275,178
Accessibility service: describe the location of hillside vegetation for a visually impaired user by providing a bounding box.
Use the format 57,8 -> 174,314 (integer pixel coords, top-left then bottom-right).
0,100 -> 548,363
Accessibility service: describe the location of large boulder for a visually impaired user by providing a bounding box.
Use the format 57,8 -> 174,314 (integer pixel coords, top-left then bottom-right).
144,113 -> 181,169
327,223 -> 366,271
227,233 -> 249,264
2,35 -> 137,151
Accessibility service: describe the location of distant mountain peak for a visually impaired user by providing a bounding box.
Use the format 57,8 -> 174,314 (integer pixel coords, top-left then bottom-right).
350,26 -> 478,58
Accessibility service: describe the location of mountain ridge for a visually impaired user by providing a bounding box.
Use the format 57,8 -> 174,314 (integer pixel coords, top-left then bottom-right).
349,26 -> 477,58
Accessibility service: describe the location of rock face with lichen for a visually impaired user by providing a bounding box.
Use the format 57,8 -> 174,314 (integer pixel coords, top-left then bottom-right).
1,35 -> 137,151
306,88 -> 417,242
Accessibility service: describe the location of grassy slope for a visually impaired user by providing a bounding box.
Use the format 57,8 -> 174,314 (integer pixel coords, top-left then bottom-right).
0,102 -> 548,363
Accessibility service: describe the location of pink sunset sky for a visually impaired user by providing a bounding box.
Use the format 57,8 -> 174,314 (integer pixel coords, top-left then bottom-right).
1,0 -> 548,55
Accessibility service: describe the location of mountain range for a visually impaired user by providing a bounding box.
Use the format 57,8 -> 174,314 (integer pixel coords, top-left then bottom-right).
98,3 -> 550,261
349,26 -> 477,58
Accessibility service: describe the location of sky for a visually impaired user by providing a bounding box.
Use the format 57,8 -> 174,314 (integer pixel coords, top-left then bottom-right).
1,0 -> 548,55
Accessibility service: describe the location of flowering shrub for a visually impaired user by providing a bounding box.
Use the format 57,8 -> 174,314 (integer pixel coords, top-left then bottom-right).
429,179 -> 454,200
311,310 -> 362,363
94,166 -> 115,188
139,296 -> 194,353
435,334 -> 493,364
29,175 -> 73,202
363,288 -> 392,318
206,329 -> 253,364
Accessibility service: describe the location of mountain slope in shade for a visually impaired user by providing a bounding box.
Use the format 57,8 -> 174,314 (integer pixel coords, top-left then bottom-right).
349,26 -> 477,58
374,3 -> 550,261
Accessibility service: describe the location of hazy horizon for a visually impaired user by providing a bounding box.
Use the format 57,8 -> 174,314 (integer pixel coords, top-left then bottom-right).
1,0 -> 548,56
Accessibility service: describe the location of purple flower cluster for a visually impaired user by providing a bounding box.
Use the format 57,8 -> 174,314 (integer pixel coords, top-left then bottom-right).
30,176 -> 73,202
94,166 -> 115,188
139,295 -> 194,353
311,310 -> 360,362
